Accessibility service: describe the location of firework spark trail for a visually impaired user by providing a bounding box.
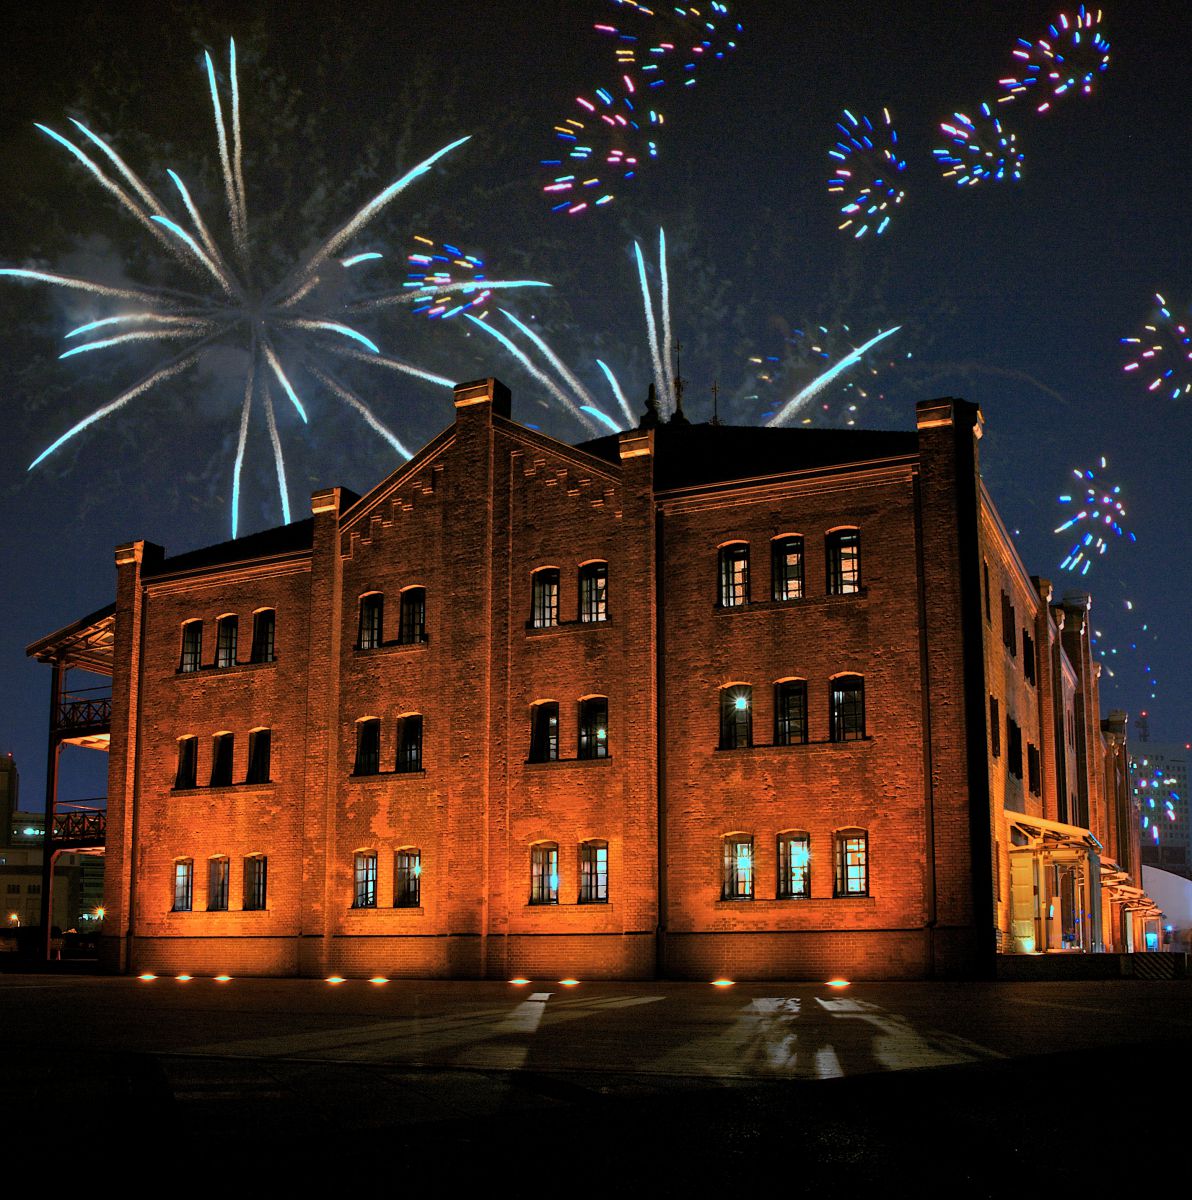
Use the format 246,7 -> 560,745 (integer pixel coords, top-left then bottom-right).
58,326 -> 214,360
766,327 -> 902,427
68,118 -> 170,214
828,108 -> 906,239
262,383 -> 290,524
1000,5 -> 1110,113
306,362 -> 412,459
659,228 -> 676,406
1121,293 -> 1192,399
329,344 -> 454,389
634,240 -> 668,413
231,353 -> 256,539
934,104 -> 1024,186
596,358 -> 635,426
499,309 -> 599,412
204,49 -> 247,261
1054,456 -> 1135,575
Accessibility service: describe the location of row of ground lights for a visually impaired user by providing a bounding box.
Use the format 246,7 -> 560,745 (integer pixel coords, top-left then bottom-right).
137,974 -> 851,987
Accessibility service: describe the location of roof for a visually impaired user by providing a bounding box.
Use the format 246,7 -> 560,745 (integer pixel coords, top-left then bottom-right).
26,602 -> 117,673
145,517 -> 317,578
577,422 -> 920,491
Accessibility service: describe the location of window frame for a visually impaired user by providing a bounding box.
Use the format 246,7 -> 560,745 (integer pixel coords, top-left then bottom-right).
719,685 -> 753,750
577,696 -> 609,760
250,608 -> 276,664
179,620 -> 203,673
829,675 -> 866,742
990,696 -> 1001,758
778,832 -> 811,899
172,858 -> 194,912
834,828 -> 869,898
579,840 -> 609,904
825,528 -> 861,595
357,592 -> 384,651
398,587 -> 428,645
245,728 -> 271,785
353,850 -> 378,909
209,732 -> 234,787
214,614 -> 238,669
717,542 -> 750,608
396,714 -> 423,773
771,535 -> 805,602
207,856 -> 230,912
578,561 -> 609,624
774,679 -> 808,746
353,717 -> 381,776
243,855 -> 268,911
530,568 -> 561,629
529,701 -> 560,763
174,736 -> 198,790
721,836 -> 754,901
394,848 -> 421,908
530,843 -> 559,905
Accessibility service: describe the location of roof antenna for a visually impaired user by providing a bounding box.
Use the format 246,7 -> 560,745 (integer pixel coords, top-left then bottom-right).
710,378 -> 721,426
671,339 -> 689,425
640,382 -> 661,428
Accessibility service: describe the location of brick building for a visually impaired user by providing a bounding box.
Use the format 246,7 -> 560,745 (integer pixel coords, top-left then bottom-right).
28,379 -> 1159,979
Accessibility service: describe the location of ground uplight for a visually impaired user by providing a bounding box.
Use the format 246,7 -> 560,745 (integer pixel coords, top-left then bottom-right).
214,974 -> 232,982
559,978 -> 580,987
369,976 -> 389,984
176,974 -> 192,982
138,973 -> 156,981
711,978 -> 735,987
509,978 -> 530,985
326,975 -> 346,984
826,978 -> 851,988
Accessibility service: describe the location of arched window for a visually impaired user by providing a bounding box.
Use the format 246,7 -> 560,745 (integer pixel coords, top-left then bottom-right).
396,714 -> 423,773
579,840 -> 608,903
530,843 -> 559,905
529,701 -> 559,762
719,685 -> 753,750
395,848 -> 421,908
207,856 -> 230,912
771,535 -> 805,601
172,859 -> 193,912
250,609 -> 276,663
353,850 -> 378,909
578,697 -> 609,759
777,832 -> 811,899
721,836 -> 754,900
531,568 -> 560,628
718,542 -> 749,607
579,561 -> 609,623
353,718 -> 381,776
826,528 -> 861,595
357,592 -> 384,650
179,620 -> 203,673
174,736 -> 198,790
834,828 -> 869,897
830,675 -> 865,742
774,679 -> 808,745
215,614 -> 238,668
398,587 -> 427,644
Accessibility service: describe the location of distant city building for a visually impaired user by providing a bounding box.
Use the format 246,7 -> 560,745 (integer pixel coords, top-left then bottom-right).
1132,743 -> 1191,879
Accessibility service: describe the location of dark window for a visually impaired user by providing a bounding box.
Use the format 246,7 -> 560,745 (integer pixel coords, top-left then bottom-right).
990,696 -> 1001,758
243,856 -> 268,911
172,860 -> 193,912
579,562 -> 609,623
175,737 -> 198,789
210,733 -> 234,787
718,543 -> 749,607
771,536 -> 805,601
395,849 -> 421,907
774,680 -> 808,745
398,588 -> 427,644
529,702 -> 559,762
579,840 -> 609,903
207,857 -> 229,912
830,676 -> 865,741
1001,592 -> 1017,657
778,833 -> 811,899
1007,717 -> 1023,780
353,719 -> 380,776
396,715 -> 423,773
826,529 -> 861,595
353,851 -> 378,908
834,829 -> 869,897
246,729 -> 271,784
530,843 -> 559,904
358,593 -> 384,650
531,569 -> 560,628
180,621 -> 202,673
250,609 -> 276,663
983,561 -> 991,623
1027,743 -> 1041,796
1023,630 -> 1037,686
719,686 -> 753,749
215,615 -> 238,668
722,837 -> 754,900
578,697 -> 609,759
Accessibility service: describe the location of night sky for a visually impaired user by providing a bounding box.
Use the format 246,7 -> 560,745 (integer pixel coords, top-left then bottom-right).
2,0 -> 1189,809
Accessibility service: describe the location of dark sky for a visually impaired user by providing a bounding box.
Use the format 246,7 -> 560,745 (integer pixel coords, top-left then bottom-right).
2,0 -> 1189,808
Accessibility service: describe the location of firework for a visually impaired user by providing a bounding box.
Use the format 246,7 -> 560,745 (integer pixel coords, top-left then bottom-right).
3,40 -> 547,535
402,236 -> 494,320
828,109 -> 906,238
1054,457 -> 1135,575
1135,760 -> 1178,844
1000,6 -> 1110,113
1120,294 -> 1192,399
934,104 -> 1024,186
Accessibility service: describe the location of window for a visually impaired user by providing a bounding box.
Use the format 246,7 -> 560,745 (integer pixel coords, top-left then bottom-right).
531,568 -> 560,628
175,736 -> 198,789
207,857 -> 229,912
774,680 -> 808,745
718,543 -> 749,607
529,701 -> 559,762
398,588 -> 427,644
983,560 -> 991,623
579,562 -> 608,623
395,849 -> 421,907
243,855 -> 267,910
722,837 -> 754,900
579,840 -> 608,903
778,833 -> 811,899
719,686 -> 753,749
215,615 -> 238,668
989,696 -> 1001,758
1007,717 -> 1023,780
179,621 -> 202,673
246,728 -> 271,784
353,718 -> 380,776
353,851 -> 378,908
210,733 -> 234,787
1023,630 -> 1037,686
530,843 -> 559,905
172,859 -> 193,912
396,715 -> 423,773
358,593 -> 384,650
1001,591 -> 1017,657
834,829 -> 868,897
250,609 -> 276,663
578,697 -> 609,759
830,675 -> 865,742
826,528 -> 861,595
1027,743 -> 1041,796
771,536 -> 805,601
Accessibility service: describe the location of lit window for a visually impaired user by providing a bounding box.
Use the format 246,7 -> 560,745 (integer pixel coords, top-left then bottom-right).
207,856 -> 229,912
579,840 -> 608,903
246,728 -> 271,784
353,851 -> 378,909
529,701 -> 559,763
243,855 -> 267,911
834,829 -> 868,897
719,686 -> 753,750
175,736 -> 198,789
250,609 -> 276,663
215,615 -> 238,668
395,849 -> 421,908
774,680 -> 807,745
722,837 -> 754,900
778,833 -> 811,899
578,697 -> 609,759
826,529 -> 861,595
210,733 -> 234,787
718,543 -> 749,607
172,859 -> 193,912
530,843 -> 559,905
353,718 -> 380,776
179,621 -> 202,673
579,562 -> 609,623
396,715 -> 423,773
771,536 -> 804,601
531,569 -> 560,628
830,676 -> 865,742
398,588 -> 427,645
358,593 -> 384,650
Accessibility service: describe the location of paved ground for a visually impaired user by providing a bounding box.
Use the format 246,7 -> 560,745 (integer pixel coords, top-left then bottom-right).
5,972 -> 1189,1189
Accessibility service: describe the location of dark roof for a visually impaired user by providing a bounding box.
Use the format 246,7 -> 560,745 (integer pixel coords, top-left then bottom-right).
576,422 -> 920,491
146,518 -> 315,577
